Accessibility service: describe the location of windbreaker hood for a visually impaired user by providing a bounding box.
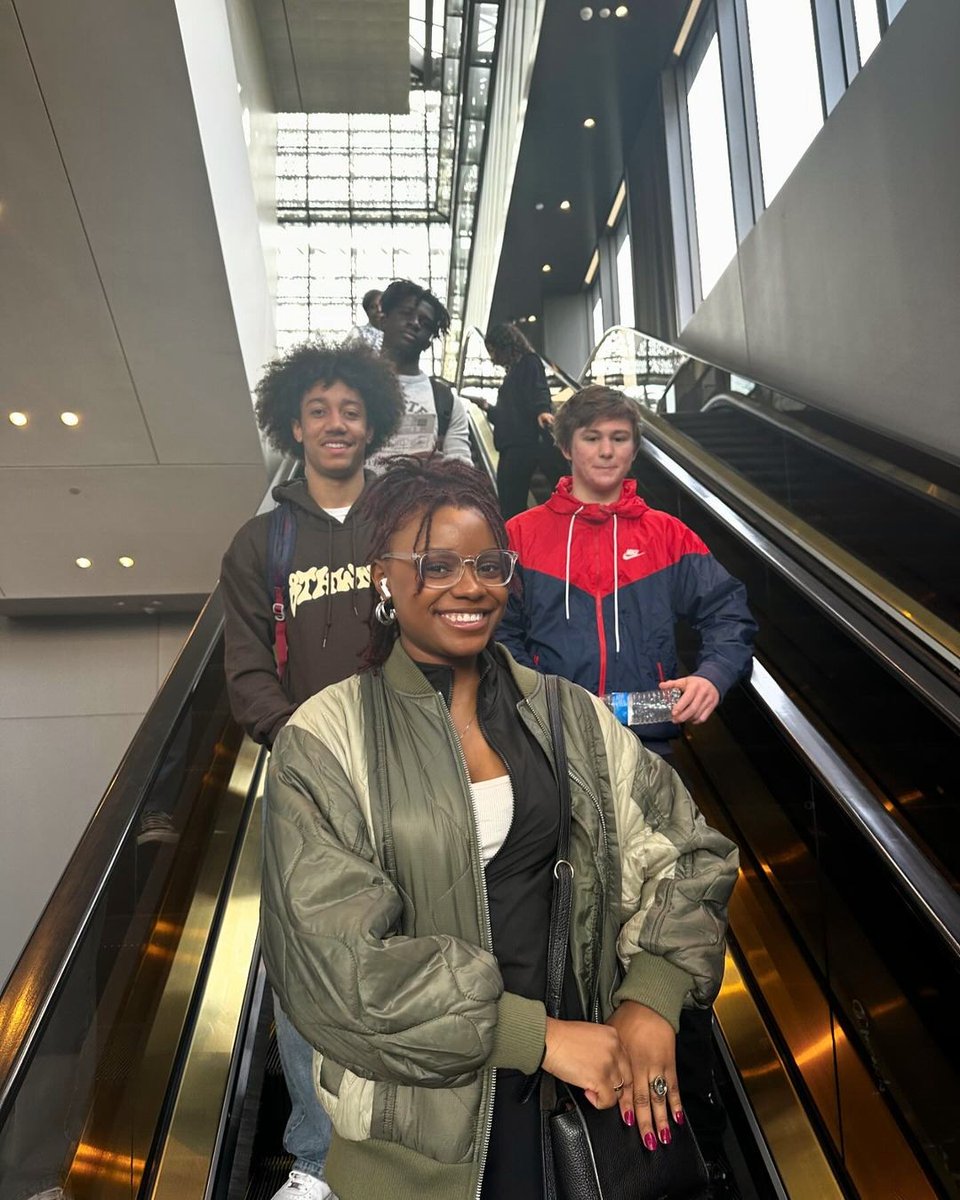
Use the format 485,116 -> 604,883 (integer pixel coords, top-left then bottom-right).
545,476 -> 650,523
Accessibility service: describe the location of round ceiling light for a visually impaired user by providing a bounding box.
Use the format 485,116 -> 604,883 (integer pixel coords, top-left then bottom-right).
583,117 -> 597,129
528,315 -> 538,323
118,555 -> 135,568
8,412 -> 28,427
615,4 -> 629,14
60,411 -> 80,427
559,199 -> 571,211
579,6 -> 593,18
534,201 -> 545,211
541,263 -> 552,273
75,557 -> 93,569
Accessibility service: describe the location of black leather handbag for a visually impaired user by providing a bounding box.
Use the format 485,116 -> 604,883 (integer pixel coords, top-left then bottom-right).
540,676 -> 710,1200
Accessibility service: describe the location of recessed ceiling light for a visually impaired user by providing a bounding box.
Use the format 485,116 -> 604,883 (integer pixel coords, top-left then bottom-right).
60,411 -> 80,427
615,4 -> 629,14
583,117 -> 596,129
542,263 -> 552,273
75,557 -> 93,569
559,200 -> 571,211
8,412 -> 28,427
534,201 -> 545,211
528,315 -> 538,323
599,6 -> 612,16
579,5 -> 594,18
118,555 -> 135,568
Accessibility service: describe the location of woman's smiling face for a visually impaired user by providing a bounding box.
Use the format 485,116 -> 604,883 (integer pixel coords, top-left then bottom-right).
372,505 -> 509,668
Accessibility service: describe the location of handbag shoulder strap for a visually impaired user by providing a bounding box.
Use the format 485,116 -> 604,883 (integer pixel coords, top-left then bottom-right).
544,675 -> 574,1021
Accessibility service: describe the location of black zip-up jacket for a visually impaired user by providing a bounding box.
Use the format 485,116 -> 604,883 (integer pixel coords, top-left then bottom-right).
487,352 -> 552,451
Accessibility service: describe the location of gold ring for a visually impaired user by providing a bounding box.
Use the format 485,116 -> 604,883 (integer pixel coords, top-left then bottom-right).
613,1079 -> 625,1093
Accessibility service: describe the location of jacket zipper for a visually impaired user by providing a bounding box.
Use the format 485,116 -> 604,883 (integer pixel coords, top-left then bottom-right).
523,700 -> 609,1022
594,591 -> 608,695
436,691 -> 497,1200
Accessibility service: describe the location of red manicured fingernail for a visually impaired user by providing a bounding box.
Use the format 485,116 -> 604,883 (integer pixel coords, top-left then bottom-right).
644,1132 -> 657,1152
659,1126 -> 672,1145
623,1109 -> 635,1127
674,1109 -> 685,1126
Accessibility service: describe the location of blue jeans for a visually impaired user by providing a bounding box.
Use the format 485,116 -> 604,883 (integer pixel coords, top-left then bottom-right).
273,992 -> 332,1177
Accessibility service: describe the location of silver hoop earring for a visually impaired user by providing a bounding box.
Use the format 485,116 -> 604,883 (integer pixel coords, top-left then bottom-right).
374,596 -> 396,626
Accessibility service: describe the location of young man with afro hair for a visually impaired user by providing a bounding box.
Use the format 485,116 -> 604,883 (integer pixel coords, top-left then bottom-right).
220,339 -> 404,1200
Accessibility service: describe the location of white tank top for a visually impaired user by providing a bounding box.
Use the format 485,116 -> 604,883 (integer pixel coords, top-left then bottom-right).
468,775 -> 514,865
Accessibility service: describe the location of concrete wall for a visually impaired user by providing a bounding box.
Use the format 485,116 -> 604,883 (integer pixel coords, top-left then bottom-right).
544,294 -> 591,380
0,613 -> 195,987
678,0 -> 960,463
175,0 -> 277,393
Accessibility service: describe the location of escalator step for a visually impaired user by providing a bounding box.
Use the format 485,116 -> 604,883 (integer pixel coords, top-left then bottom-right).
245,1154 -> 295,1200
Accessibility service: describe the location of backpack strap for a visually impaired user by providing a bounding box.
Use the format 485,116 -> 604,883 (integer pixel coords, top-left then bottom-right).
266,500 -> 297,680
430,377 -> 455,446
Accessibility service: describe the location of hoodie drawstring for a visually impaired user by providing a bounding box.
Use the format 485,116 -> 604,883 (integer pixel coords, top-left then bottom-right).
564,506 -> 584,621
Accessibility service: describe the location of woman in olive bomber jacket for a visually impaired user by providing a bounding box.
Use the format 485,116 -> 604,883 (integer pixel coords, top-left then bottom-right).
260,454 -> 738,1200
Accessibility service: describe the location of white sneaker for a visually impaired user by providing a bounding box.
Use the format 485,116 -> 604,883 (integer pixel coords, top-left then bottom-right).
270,1170 -> 336,1200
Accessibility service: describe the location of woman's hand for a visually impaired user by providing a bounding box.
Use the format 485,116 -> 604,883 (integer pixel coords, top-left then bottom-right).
542,1017 -> 632,1111
537,411 -> 555,429
607,1002 -> 682,1150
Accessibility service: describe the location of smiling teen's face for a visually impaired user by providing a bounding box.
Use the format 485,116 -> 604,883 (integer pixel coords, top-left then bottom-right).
565,417 -> 637,504
292,381 -> 372,481
373,505 -> 509,669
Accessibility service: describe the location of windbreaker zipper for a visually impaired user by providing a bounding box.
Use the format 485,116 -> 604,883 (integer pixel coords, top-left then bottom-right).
523,699 -> 609,1022
436,691 -> 497,1200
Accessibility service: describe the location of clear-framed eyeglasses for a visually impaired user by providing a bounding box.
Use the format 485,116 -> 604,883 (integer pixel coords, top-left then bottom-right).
380,549 -> 518,589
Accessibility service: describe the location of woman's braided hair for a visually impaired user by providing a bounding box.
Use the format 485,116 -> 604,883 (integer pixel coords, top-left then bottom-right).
354,453 -> 508,669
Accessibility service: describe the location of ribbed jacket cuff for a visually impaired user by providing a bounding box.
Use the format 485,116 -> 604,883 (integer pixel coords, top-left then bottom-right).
692,664 -> 731,700
488,992 -> 547,1073
613,955 -> 693,1032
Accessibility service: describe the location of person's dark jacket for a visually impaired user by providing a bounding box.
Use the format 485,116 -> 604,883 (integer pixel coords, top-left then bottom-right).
220,476 -> 374,746
498,477 -> 757,740
486,352 -> 551,451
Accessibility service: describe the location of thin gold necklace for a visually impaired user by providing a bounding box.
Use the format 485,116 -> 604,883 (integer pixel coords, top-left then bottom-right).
456,713 -> 477,740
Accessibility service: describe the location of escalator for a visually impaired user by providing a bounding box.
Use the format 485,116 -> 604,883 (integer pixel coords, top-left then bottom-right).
662,395 -> 960,633
1,335 -> 958,1199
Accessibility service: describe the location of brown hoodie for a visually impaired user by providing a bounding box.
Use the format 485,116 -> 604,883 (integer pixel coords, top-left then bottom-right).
220,476 -> 375,745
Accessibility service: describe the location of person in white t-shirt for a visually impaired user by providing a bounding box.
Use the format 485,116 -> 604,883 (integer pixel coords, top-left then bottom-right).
374,279 -> 473,470
346,288 -> 383,351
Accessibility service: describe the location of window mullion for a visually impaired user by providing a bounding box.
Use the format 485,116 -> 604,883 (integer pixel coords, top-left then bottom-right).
720,0 -> 762,233
812,0 -> 851,113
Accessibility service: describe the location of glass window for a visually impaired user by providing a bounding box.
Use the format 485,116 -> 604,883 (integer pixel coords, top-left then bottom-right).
852,0 -> 882,65
592,286 -> 604,348
685,32 -> 737,297
616,229 -> 635,330
744,0 -> 824,205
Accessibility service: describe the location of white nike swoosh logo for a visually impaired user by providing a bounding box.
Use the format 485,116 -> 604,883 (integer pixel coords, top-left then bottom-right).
622,549 -> 646,560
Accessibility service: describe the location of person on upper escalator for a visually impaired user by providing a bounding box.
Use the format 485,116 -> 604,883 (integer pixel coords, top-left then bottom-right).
466,322 -> 558,520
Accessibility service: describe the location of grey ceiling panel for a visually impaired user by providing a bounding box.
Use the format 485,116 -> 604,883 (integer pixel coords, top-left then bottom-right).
254,0 -> 410,113
0,463 -> 268,606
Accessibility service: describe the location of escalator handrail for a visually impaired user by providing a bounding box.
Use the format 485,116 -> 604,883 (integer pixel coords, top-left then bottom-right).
0,460 -> 294,1120
640,408 -> 960,676
701,392 -> 960,515
749,659 -> 960,960
642,437 -> 960,958
578,323 -> 689,395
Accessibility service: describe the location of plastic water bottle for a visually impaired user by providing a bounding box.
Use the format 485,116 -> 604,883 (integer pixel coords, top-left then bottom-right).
600,688 -> 682,727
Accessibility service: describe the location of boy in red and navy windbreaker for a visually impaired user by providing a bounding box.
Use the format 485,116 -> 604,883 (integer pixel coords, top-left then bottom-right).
498,383 -> 756,751
498,384 -> 754,1190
